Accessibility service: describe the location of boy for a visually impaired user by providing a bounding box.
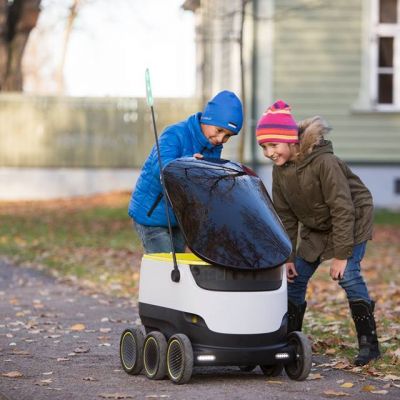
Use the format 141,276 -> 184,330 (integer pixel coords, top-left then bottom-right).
129,90 -> 243,253
256,100 -> 380,366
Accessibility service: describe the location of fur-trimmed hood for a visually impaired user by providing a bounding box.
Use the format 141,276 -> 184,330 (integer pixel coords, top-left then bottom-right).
297,116 -> 331,161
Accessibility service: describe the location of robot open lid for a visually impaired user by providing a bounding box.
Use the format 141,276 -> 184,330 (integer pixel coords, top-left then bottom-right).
162,157 -> 292,271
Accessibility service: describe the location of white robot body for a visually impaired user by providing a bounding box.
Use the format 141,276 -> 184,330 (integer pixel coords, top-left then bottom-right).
139,254 -> 287,335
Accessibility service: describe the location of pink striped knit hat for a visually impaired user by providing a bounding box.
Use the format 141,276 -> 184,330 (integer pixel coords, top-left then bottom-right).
256,100 -> 299,144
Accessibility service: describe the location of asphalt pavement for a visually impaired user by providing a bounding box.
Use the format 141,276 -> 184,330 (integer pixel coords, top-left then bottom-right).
0,259 -> 399,400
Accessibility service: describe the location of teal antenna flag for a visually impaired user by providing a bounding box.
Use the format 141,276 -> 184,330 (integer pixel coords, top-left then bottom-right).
145,68 -> 153,106
144,68 -> 180,283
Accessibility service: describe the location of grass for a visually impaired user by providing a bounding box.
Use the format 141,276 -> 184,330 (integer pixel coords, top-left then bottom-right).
0,192 -> 142,296
374,209 -> 400,225
0,195 -> 399,376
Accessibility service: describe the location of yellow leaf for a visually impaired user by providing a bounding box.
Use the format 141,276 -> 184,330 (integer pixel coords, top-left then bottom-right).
362,385 -> 376,392
2,371 -> 23,378
323,390 -> 350,397
325,348 -> 336,355
340,382 -> 354,388
70,323 -> 86,332
266,380 -> 283,384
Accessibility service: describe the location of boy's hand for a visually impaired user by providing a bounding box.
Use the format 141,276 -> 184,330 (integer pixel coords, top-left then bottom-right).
193,153 -> 203,159
330,258 -> 347,280
286,262 -> 298,283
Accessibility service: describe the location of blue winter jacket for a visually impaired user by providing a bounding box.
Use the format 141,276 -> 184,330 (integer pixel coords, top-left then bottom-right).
128,112 -> 223,227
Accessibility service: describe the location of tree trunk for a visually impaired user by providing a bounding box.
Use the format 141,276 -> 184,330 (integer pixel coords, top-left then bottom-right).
0,0 -> 41,92
0,0 -> 8,86
55,0 -> 81,94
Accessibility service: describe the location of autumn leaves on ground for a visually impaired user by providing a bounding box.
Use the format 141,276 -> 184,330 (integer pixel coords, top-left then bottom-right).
0,191 -> 399,379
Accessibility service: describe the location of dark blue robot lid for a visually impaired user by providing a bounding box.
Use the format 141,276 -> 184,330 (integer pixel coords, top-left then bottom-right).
163,157 -> 292,270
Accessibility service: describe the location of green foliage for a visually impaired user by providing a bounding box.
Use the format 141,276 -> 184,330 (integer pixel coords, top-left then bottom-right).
374,210 -> 400,225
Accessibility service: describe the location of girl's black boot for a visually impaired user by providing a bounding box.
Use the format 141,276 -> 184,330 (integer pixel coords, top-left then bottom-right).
349,299 -> 381,366
287,300 -> 307,333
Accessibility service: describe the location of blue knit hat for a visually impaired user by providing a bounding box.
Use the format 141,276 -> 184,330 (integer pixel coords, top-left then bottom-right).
200,90 -> 243,135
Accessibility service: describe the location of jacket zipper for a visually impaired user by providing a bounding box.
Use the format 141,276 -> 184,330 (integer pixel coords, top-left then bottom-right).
146,193 -> 163,217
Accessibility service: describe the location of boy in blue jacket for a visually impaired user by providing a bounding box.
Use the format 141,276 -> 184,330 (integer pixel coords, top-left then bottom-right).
128,90 -> 243,253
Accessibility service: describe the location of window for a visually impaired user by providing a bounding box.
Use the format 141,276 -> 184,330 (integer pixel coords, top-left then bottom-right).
395,178 -> 400,194
371,0 -> 400,110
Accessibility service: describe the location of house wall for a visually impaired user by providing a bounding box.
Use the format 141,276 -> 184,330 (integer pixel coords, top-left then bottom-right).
251,0 -> 400,208
272,0 -> 400,163
188,0 -> 400,208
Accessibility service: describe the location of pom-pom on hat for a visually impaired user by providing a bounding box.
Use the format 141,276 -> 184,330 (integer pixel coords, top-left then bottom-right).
256,100 -> 299,144
200,90 -> 243,135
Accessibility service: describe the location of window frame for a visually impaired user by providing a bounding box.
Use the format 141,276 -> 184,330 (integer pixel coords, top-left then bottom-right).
370,0 -> 400,110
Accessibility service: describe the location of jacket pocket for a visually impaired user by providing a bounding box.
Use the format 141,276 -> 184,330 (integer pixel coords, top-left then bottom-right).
147,193 -> 163,217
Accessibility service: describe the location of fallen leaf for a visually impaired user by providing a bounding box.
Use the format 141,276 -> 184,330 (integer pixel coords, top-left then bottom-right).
307,373 -> 323,380
12,350 -> 30,355
35,378 -> 52,386
323,390 -> 350,397
362,385 -> 376,392
266,380 -> 283,384
70,323 -> 86,332
382,374 -> 400,381
370,390 -> 388,395
2,371 -> 23,378
83,376 -> 98,381
340,382 -> 354,388
332,360 -> 351,370
325,348 -> 336,355
56,357 -> 70,362
74,346 -> 90,354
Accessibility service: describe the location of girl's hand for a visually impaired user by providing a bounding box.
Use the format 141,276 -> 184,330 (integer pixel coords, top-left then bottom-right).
193,153 -> 203,159
330,258 -> 347,280
286,262 -> 298,283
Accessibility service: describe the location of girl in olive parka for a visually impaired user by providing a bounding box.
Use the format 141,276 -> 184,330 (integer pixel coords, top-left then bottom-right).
256,100 -> 380,366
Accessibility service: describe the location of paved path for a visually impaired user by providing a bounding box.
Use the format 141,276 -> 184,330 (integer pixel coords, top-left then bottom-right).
0,259 -> 399,400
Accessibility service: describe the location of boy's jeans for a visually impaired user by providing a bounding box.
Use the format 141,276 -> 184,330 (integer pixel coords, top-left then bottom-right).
288,241 -> 371,305
134,222 -> 186,254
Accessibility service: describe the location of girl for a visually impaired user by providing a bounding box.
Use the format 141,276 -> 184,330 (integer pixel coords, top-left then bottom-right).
256,100 -> 380,366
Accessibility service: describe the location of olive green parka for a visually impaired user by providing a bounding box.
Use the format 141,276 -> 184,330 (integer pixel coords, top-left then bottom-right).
272,117 -> 373,263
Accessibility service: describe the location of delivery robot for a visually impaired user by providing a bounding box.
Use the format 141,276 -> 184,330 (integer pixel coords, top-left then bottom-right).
119,157 -> 312,384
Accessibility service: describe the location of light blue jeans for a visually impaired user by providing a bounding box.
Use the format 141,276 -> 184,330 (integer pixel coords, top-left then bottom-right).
288,242 -> 371,305
134,222 -> 186,254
